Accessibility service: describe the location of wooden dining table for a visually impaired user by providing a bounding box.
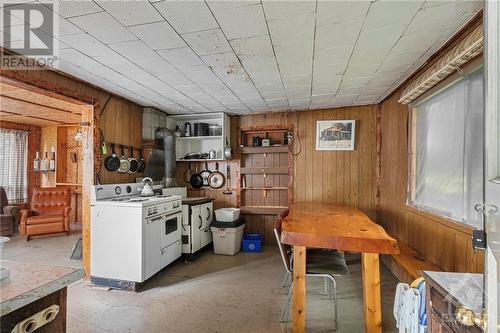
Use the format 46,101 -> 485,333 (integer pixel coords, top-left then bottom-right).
280,202 -> 400,333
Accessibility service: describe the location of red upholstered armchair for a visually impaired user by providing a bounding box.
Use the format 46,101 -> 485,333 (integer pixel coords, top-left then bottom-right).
0,186 -> 20,236
20,187 -> 71,240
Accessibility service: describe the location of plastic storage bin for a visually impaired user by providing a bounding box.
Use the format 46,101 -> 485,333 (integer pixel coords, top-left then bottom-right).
215,208 -> 240,222
242,233 -> 262,253
210,218 -> 245,256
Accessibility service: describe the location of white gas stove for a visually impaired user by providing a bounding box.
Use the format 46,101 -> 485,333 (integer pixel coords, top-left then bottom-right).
90,183 -> 182,291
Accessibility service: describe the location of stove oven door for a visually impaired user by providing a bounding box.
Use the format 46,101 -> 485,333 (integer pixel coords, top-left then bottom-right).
161,211 -> 181,249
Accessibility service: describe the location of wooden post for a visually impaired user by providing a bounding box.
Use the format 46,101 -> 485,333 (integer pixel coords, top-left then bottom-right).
292,245 -> 306,333
362,252 -> 382,333
81,104 -> 99,277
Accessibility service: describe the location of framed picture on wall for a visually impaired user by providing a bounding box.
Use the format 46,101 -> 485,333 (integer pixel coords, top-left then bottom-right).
316,120 -> 356,151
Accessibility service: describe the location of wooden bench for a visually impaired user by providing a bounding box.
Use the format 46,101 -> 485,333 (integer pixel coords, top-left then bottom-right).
382,241 -> 441,284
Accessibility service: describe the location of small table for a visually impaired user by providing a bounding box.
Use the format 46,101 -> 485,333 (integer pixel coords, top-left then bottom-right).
0,261 -> 83,333
281,202 -> 399,333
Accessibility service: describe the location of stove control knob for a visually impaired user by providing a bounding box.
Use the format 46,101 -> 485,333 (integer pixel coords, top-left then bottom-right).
147,208 -> 152,215
153,207 -> 157,214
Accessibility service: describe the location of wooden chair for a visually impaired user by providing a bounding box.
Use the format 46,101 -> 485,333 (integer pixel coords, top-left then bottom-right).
274,215 -> 348,330
20,187 -> 71,241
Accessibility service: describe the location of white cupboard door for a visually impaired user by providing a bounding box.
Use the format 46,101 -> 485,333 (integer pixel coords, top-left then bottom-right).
200,202 -> 213,248
191,205 -> 202,253
145,217 -> 162,279
485,3 -> 500,331
201,202 -> 213,229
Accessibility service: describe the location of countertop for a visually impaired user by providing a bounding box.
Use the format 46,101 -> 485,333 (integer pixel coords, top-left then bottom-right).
0,260 -> 84,316
182,197 -> 214,205
422,270 -> 484,314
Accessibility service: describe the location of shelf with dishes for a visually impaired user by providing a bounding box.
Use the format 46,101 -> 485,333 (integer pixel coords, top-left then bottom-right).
166,112 -> 232,161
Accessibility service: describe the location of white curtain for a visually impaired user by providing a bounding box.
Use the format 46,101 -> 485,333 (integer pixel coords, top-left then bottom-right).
0,129 -> 29,204
412,69 -> 484,229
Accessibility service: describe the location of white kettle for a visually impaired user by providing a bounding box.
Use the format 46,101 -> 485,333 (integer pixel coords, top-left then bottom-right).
139,177 -> 155,197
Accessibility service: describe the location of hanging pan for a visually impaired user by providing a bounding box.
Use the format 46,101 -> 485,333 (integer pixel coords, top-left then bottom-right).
190,164 -> 204,189
184,162 -> 193,183
208,162 -> 225,189
128,146 -> 139,173
199,161 -> 212,186
104,143 -> 120,172
137,148 -> 146,172
117,145 -> 130,173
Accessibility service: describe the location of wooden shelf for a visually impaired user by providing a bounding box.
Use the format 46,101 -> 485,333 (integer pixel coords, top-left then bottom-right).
240,206 -> 288,215
177,159 -> 227,162
240,167 -> 288,174
176,136 -> 222,140
240,146 -> 288,154
242,187 -> 288,190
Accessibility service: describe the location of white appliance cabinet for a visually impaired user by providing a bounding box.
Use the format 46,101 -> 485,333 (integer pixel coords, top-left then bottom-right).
166,112 -> 230,161
181,199 -> 214,258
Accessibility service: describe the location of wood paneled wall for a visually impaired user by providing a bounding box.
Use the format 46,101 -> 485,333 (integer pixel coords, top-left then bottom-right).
239,106 -> 378,218
378,14 -> 484,274
379,93 -> 484,273
99,96 -> 144,184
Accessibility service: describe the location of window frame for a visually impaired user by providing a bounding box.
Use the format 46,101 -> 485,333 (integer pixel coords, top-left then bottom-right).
407,57 -> 484,228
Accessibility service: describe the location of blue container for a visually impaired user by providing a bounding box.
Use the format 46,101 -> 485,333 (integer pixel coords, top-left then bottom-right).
242,233 -> 262,252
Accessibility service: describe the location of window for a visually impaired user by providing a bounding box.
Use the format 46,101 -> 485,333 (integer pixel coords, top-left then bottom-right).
0,129 -> 29,204
409,69 -> 484,229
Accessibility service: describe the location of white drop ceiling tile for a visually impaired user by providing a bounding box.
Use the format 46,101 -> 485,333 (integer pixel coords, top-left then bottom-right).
315,20 -> 363,51
58,33 -> 116,57
355,25 -> 406,52
274,41 -> 313,63
182,29 -> 231,56
363,1 -> 424,31
93,54 -> 138,72
316,1 -> 370,26
96,1 -> 162,26
201,51 -> 240,70
59,0 -> 103,19
157,47 -> 204,66
207,0 -> 259,13
240,56 -> 278,74
153,0 -> 217,34
312,85 -> 337,96
267,14 -> 315,47
261,0 -> 315,20
56,18 -> 84,36
214,4 -> 267,40
230,35 -> 274,57
69,12 -> 136,44
129,21 -> 185,50
109,40 -> 162,63
314,47 -> 352,68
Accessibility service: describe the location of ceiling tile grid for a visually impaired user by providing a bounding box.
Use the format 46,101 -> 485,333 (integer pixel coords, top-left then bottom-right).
1,0 -> 484,114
